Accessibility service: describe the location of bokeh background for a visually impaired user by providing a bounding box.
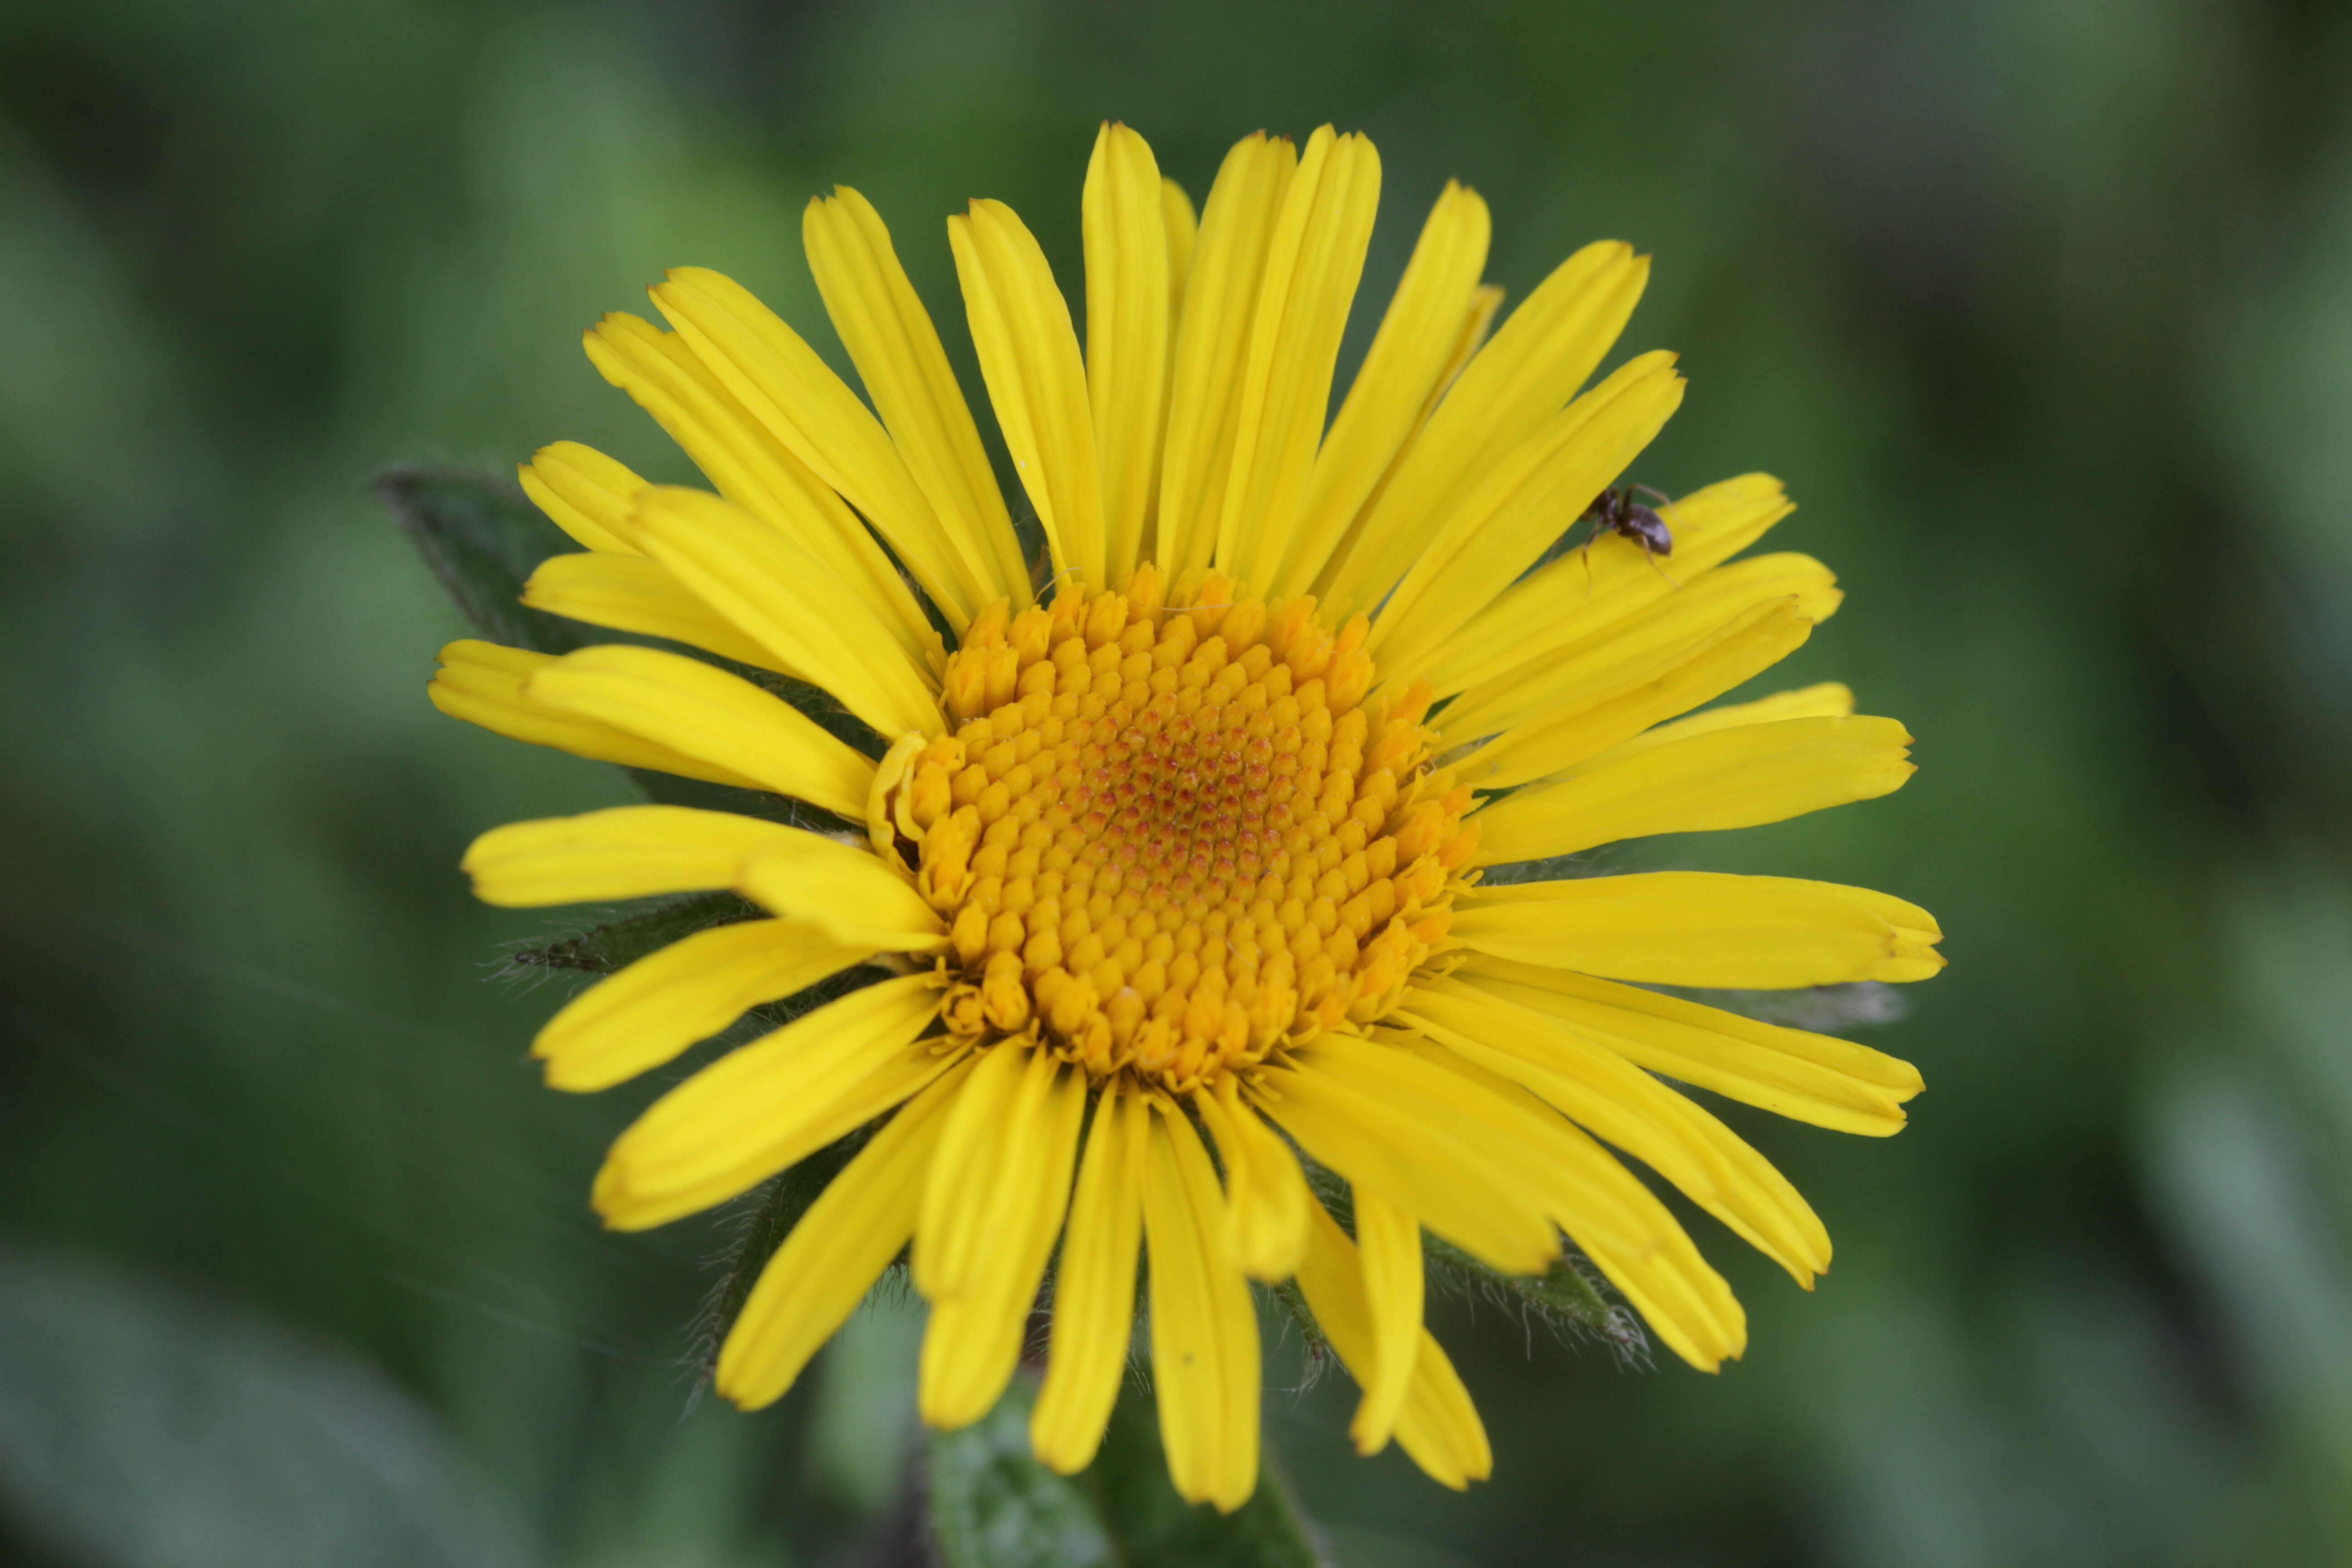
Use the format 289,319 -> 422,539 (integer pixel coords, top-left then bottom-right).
5,0 -> 2352,1563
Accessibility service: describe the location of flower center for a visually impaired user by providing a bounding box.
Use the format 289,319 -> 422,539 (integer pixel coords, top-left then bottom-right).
875,564 -> 1481,1092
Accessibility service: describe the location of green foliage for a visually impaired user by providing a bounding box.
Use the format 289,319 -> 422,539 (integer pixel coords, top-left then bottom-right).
929,1378 -> 1329,1568
374,465 -> 585,656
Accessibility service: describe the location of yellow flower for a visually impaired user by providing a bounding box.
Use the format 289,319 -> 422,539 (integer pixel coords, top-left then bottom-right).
432,122 -> 1939,1511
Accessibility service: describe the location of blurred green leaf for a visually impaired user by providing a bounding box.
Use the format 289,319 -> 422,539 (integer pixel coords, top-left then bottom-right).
0,1244 -> 537,1568
929,1377 -> 1328,1568
376,464 -> 583,654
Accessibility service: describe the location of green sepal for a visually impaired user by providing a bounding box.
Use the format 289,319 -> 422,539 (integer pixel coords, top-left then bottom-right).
504,892 -> 763,976
376,464 -> 586,655
1426,1234 -> 1647,1361
928,1376 -> 1329,1568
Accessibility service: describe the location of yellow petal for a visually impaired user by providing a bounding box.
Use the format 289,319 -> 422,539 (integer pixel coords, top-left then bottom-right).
534,917 -> 874,1092
1348,1186 -> 1423,1456
1162,177 -> 1198,323
1293,1200 -> 1490,1490
1310,282 -> 1505,611
1155,132 -> 1299,578
1083,122 -> 1173,586
625,486 -> 943,740
1031,1082 -> 1149,1474
1367,1034 -> 1747,1370
650,265 -> 989,628
804,186 -> 1029,608
715,1056 -> 975,1410
1253,1048 -> 1560,1277
916,1042 -> 1063,1302
1450,872 -> 1947,987
1399,978 -> 1831,1284
582,312 -> 943,665
950,198 -> 1105,588
735,832 -> 944,952
1463,598 -> 1817,789
592,974 -> 952,1230
521,552 -> 784,673
917,1049 -> 1087,1429
1418,472 -> 1798,699
1474,714 -> 1916,865
519,441 -> 645,554
1370,350 -> 1686,680
1581,681 -> 1856,770
1272,179 -> 1491,600
1142,1098 -> 1260,1514
1319,238 -> 1649,611
461,804 -> 795,908
429,640 -> 768,790
1216,126 -> 1382,589
1438,548 -> 1839,742
521,642 -> 877,822
1454,955 -> 1922,1136
1192,1077 -> 1310,1280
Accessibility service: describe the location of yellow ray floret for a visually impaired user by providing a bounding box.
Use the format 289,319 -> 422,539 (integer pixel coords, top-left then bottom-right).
593,973 -> 956,1230
1451,872 -> 1946,987
534,916 -> 874,1092
1473,714 -> 1916,864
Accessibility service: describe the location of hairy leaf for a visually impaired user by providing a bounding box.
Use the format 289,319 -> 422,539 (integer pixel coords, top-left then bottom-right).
376,465 -> 585,654
505,892 -> 764,976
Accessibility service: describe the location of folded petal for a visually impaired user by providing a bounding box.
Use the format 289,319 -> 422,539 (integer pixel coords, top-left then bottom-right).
521,552 -> 783,672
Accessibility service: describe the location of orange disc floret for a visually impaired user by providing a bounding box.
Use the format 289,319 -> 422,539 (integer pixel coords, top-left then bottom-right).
877,564 -> 1478,1092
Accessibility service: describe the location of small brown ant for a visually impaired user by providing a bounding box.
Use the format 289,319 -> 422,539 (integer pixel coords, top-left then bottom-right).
1577,483 -> 1680,589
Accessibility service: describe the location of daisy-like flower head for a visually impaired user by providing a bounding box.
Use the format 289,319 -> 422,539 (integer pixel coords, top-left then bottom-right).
435,123 -> 1940,1510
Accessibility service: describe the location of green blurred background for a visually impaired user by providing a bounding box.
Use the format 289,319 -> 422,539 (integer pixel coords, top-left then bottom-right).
5,0 -> 2352,1563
